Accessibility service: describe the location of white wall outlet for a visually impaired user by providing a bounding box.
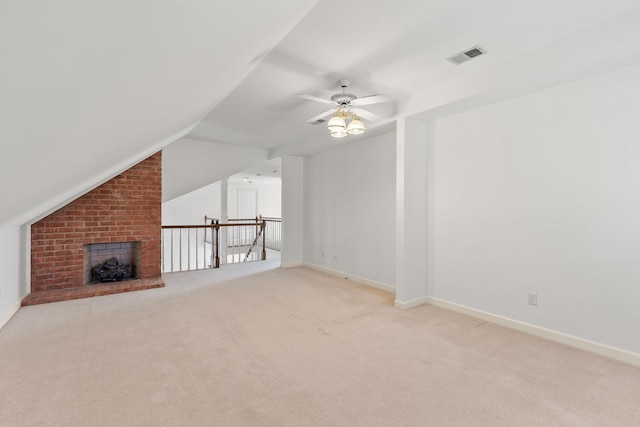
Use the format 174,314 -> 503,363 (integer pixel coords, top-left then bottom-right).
321,251 -> 324,258
528,292 -> 538,306
333,253 -> 338,261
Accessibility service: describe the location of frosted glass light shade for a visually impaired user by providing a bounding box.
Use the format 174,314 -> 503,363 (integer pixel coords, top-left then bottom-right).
327,114 -> 346,132
346,117 -> 365,134
330,129 -> 347,138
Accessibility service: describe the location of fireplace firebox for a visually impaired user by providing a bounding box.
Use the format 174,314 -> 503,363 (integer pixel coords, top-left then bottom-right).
83,241 -> 141,284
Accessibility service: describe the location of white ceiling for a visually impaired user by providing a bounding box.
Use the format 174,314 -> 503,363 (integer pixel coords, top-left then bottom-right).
3,1 -> 640,225
228,158 -> 282,186
190,0 -> 640,156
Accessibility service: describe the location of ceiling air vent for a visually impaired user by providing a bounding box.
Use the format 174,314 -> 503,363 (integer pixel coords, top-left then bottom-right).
309,119 -> 327,125
447,45 -> 487,65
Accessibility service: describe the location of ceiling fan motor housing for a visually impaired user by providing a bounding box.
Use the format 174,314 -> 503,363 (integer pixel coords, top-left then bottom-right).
298,78 -> 388,127
331,79 -> 356,106
330,93 -> 356,106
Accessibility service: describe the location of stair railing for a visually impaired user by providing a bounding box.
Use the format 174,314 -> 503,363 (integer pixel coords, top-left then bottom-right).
161,217 -> 274,273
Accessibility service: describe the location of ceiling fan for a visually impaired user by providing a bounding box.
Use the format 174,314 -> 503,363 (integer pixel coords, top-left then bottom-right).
297,79 -> 391,138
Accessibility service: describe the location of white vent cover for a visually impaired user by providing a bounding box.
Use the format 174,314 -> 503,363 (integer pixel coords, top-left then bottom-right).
447,45 -> 487,65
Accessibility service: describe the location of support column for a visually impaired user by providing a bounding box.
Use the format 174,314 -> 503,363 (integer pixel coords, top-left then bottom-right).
219,178 -> 228,264
281,156 -> 304,267
395,117 -> 430,308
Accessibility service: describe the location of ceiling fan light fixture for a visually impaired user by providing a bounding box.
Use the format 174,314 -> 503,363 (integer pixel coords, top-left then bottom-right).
327,113 -> 346,132
346,116 -> 365,135
298,80 -> 391,139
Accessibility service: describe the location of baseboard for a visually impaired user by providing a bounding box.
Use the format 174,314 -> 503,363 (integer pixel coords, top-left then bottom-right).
394,296 -> 430,309
280,261 -> 304,268
287,262 -> 640,366
303,262 -> 395,294
0,300 -> 22,331
426,297 -> 640,368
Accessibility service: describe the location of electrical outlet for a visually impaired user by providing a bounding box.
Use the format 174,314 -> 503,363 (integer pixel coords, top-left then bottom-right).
321,251 -> 324,258
527,292 -> 538,306
333,253 -> 338,261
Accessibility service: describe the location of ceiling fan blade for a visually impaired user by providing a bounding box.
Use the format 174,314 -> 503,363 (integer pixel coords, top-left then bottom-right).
352,108 -> 382,122
350,94 -> 392,106
296,93 -> 336,106
306,109 -> 336,124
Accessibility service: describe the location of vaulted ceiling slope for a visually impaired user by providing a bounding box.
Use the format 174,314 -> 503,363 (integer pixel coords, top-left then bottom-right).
0,0 -> 318,228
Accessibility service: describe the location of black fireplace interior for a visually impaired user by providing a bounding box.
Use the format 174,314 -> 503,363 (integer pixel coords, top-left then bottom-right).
92,257 -> 135,282
84,241 -> 141,284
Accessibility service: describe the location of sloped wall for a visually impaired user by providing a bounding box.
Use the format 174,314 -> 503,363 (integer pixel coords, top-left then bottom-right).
31,152 -> 162,293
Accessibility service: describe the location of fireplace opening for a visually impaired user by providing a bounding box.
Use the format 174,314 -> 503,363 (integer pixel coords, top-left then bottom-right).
83,241 -> 141,284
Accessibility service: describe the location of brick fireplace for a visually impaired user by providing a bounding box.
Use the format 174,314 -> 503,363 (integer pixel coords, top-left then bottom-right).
26,151 -> 165,305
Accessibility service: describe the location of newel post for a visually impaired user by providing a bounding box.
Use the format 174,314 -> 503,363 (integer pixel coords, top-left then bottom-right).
213,220 -> 220,268
261,220 -> 267,260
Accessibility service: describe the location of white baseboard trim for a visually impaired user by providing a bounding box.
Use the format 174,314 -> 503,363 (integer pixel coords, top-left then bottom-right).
303,262 -> 395,294
0,300 -> 22,331
283,263 -> 639,366
394,296 -> 430,309
426,296 -> 640,368
280,261 -> 304,268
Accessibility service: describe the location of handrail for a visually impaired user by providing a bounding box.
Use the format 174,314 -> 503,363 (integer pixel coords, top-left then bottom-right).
162,223 -> 264,228
203,215 -> 281,223
260,216 -> 281,222
163,225 -> 213,229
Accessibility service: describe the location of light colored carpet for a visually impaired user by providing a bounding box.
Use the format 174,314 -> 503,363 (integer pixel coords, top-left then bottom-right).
1,260 -> 639,426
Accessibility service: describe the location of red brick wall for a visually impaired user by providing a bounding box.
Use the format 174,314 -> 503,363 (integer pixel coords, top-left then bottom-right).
31,151 -> 162,293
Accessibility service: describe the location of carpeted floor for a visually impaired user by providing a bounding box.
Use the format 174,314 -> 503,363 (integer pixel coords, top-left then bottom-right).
1,260 -> 639,426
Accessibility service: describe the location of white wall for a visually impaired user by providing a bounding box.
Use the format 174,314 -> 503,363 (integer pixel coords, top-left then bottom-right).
429,62 -> 640,354
0,226 -> 28,329
304,131 -> 396,287
162,181 -> 222,225
228,183 -> 282,219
